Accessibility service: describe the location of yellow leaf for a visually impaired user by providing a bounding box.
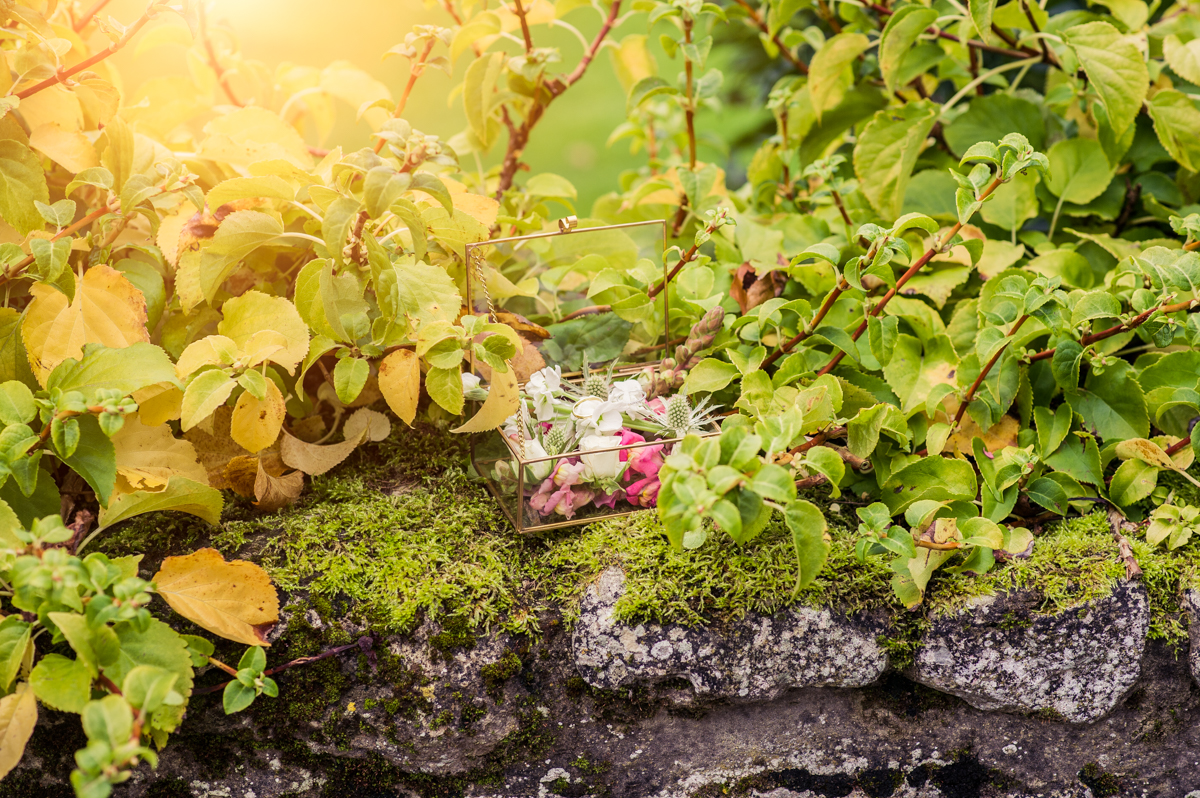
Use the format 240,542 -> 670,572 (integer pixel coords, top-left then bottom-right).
97,477 -> 224,529
230,378 -> 285,453
112,416 -> 208,493
28,123 -> 98,173
254,458 -> 304,512
156,205 -> 193,268
175,335 -> 239,379
0,683 -> 36,780
452,192 -> 499,228
217,291 -> 309,374
152,548 -> 279,647
22,264 -> 150,386
451,368 -> 518,433
133,383 -> 182,426
947,414 -> 1020,457
377,349 -> 419,425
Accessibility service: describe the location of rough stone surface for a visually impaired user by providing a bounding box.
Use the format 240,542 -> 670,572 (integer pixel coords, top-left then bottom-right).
909,580 -> 1150,723
13,578 -> 1200,797
1184,588 -> 1200,687
573,568 -> 889,698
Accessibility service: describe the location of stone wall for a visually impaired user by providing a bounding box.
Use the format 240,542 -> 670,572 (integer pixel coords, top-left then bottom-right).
9,568 -> 1199,798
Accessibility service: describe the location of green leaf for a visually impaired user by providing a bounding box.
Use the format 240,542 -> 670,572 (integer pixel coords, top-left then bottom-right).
809,33 -> 870,122
1044,433 -> 1105,486
853,101 -> 939,219
223,679 -> 257,714
48,612 -> 119,677
1063,21 -> 1148,135
0,140 -> 50,236
30,654 -> 91,713
541,313 -> 633,371
47,342 -> 178,399
684,358 -> 740,393
425,366 -> 463,415
105,617 -> 194,734
0,308 -> 34,387
463,52 -> 505,150
0,618 -> 30,691
802,447 -> 845,498
81,694 -> 132,747
180,370 -> 237,431
0,382 -> 34,426
879,6 -> 937,95
122,665 -> 179,714
1064,361 -> 1149,441
58,414 -> 116,506
785,499 -> 830,597
882,457 -> 977,516
333,357 -> 370,405
1146,90 -> 1200,173
206,175 -> 295,212
943,94 -> 1044,158
846,402 -> 909,459
1109,458 -> 1158,507
969,0 -> 998,42
97,477 -> 224,530
1043,138 -> 1113,205
1164,34 -> 1200,85
627,76 -> 679,115
199,210 -> 285,302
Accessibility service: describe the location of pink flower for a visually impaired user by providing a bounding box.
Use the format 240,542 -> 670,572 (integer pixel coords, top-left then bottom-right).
593,490 -> 621,510
528,460 -> 593,519
626,443 -> 664,479
646,397 -> 666,413
626,475 -> 661,507
616,428 -> 645,463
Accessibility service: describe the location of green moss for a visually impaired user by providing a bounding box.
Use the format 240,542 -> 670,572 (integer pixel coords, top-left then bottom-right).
1078,762 -> 1120,797
480,651 -> 522,702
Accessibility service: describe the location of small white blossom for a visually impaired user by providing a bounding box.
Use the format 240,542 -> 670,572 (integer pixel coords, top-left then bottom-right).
527,366 -> 563,421
579,434 -> 624,480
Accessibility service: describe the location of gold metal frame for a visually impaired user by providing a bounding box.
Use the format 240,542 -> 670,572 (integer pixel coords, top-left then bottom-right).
465,216 -> 699,533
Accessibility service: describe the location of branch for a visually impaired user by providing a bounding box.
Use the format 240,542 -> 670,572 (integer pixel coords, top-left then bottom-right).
1106,507 -> 1142,580
375,38 -> 437,154
495,2 -> 621,194
730,0 -> 808,75
1025,297 -> 1195,363
193,637 -> 374,696
73,0 -> 113,32
2,204 -> 112,286
16,2 -> 165,100
864,2 -> 1038,60
512,0 -> 535,54
761,277 -> 849,368
199,2 -> 242,107
951,314 -> 1029,429
817,175 -> 1006,376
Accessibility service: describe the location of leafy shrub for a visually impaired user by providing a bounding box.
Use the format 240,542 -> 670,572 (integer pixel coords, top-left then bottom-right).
0,0 -> 1197,792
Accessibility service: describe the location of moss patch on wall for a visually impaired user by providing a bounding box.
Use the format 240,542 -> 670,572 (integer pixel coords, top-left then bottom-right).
98,424 -> 1200,651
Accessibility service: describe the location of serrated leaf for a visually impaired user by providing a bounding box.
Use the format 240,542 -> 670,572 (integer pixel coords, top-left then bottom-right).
152,548 -> 279,647
452,367 -> 518,434
98,477 -> 224,530
230,378 -> 285,453
22,265 -> 150,387
1064,21 -> 1148,135
854,101 -> 939,218
377,349 -> 420,426
0,683 -> 36,779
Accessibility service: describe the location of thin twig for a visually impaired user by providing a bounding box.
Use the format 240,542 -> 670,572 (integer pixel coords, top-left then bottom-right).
864,2 -> 1038,59
1025,298 -> 1195,363
730,0 -> 808,74
73,0 -> 113,32
950,314 -> 1029,429
375,38 -> 436,154
16,2 -> 164,100
817,176 -> 1006,376
1106,507 -> 1142,580
199,3 -> 242,106
193,637 -> 373,696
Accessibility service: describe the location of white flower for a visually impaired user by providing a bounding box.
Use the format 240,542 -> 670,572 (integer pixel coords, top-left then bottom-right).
572,396 -> 623,434
607,378 -> 645,411
461,372 -> 481,392
527,366 -> 563,421
579,434 -> 624,480
523,437 -> 553,481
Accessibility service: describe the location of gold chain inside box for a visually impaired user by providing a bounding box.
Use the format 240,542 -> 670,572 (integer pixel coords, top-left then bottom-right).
464,217 -> 717,533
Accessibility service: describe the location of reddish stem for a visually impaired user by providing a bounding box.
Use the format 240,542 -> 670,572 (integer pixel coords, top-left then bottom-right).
1026,298 -> 1195,363
730,0 -> 808,74
951,314 -> 1029,428
17,3 -> 161,100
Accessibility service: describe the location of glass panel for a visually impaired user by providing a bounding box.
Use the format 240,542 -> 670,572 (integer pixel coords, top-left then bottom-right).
465,220 -> 667,375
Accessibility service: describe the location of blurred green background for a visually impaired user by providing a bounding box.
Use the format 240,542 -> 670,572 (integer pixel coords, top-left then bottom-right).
102,0 -> 771,212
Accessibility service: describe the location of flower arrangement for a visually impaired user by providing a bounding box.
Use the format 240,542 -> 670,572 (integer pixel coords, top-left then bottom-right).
471,363 -> 720,527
